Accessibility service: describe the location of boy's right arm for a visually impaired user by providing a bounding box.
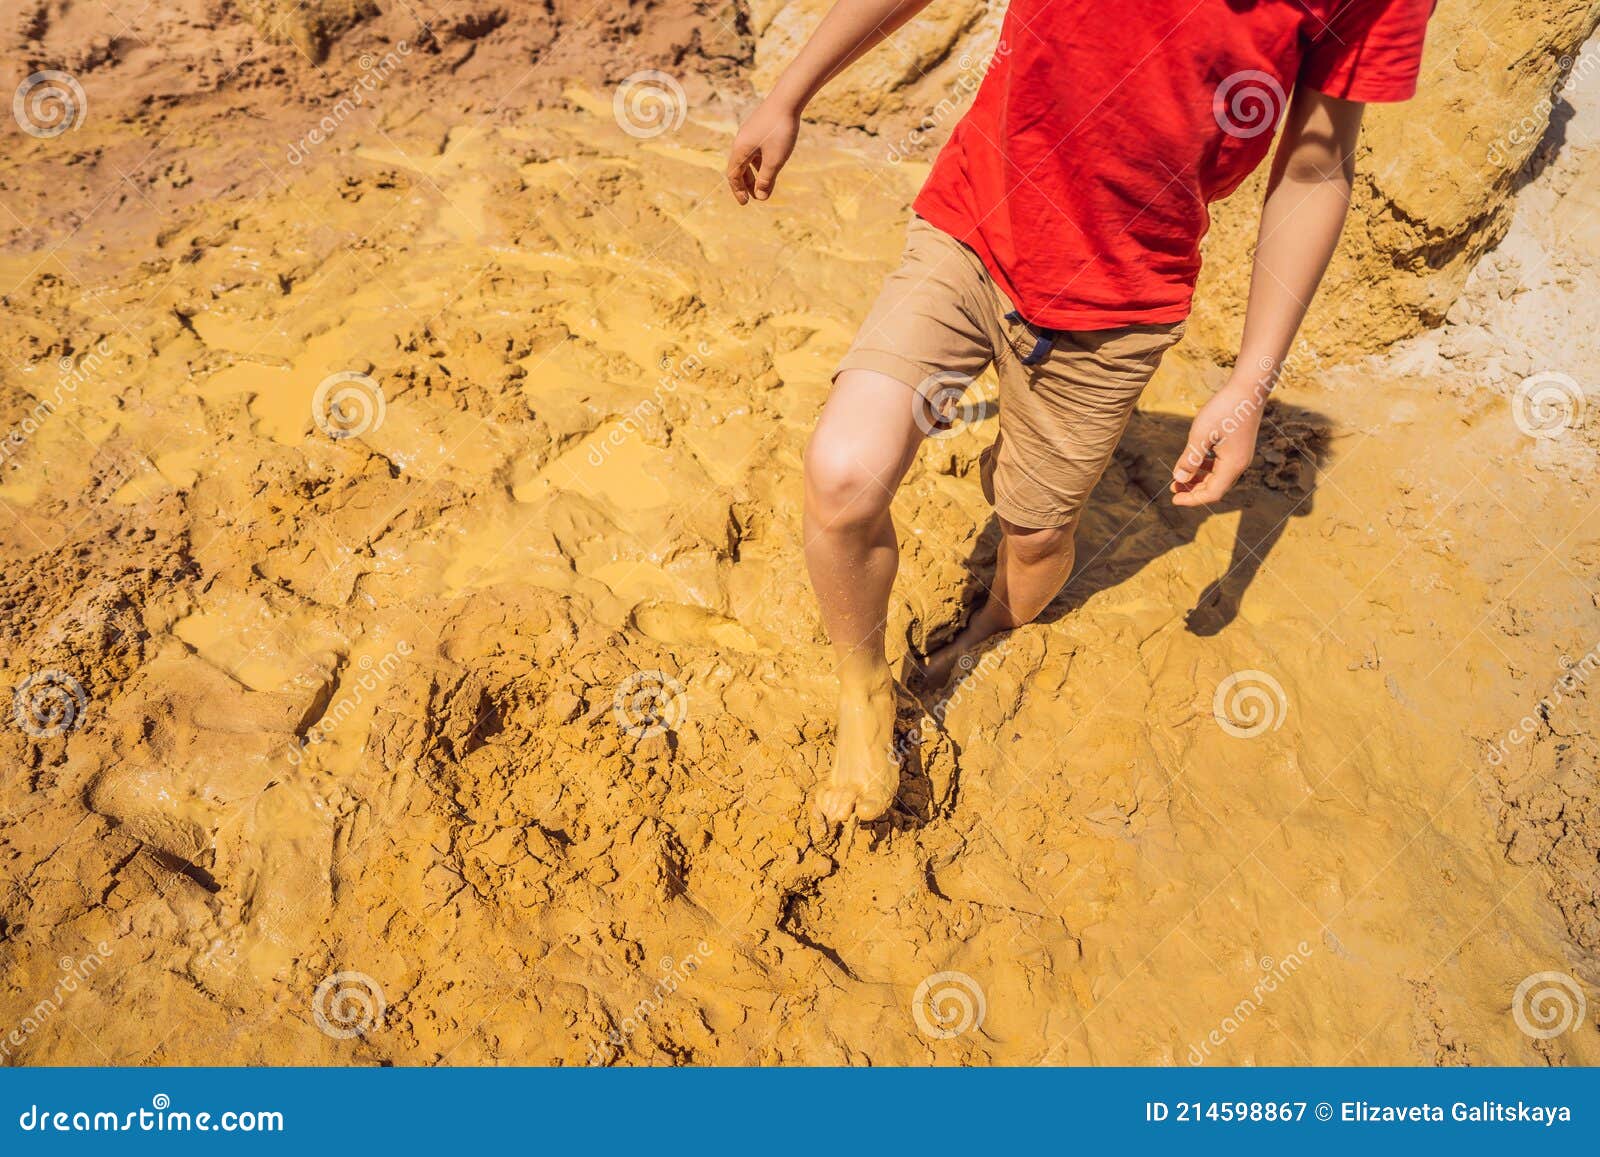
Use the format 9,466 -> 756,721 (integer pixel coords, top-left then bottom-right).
726,0 -> 935,204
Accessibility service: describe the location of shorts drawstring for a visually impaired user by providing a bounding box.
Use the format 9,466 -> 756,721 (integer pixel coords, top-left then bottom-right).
1004,309 -> 1058,365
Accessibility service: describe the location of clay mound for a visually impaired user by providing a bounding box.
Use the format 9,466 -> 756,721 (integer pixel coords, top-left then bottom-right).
10,0 -> 1600,360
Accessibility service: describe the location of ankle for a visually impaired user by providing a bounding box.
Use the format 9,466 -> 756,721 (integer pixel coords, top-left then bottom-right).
838,652 -> 893,693
971,598 -> 1023,636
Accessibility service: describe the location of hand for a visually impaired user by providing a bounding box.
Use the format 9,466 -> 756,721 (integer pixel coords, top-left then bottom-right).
1170,378 -> 1266,506
726,99 -> 800,205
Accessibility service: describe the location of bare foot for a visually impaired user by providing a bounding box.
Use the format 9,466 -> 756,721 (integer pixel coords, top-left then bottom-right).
815,664 -> 900,825
913,602 -> 1010,694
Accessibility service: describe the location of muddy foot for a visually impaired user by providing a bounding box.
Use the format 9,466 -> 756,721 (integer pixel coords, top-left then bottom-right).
815,667 -> 900,825
912,604 -> 1009,695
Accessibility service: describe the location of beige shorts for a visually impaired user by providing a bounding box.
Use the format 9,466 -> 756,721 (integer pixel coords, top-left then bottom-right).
836,216 -> 1185,528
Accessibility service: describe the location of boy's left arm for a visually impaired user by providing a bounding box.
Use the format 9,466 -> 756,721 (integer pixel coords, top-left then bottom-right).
1170,89 -> 1367,506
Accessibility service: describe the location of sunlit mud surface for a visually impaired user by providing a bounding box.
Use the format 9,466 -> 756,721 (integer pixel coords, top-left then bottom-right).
2,30 -> 1598,1065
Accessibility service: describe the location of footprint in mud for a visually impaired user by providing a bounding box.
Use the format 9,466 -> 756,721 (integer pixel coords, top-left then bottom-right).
630,600 -> 774,654
87,764 -> 222,891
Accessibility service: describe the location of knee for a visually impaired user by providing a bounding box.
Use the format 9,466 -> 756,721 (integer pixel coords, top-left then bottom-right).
804,435 -> 892,528
1000,518 -> 1077,566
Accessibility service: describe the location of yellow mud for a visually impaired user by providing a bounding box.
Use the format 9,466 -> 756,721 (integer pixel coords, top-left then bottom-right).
1,74 -> 1597,1066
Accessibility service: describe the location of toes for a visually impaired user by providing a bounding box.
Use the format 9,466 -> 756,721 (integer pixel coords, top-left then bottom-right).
852,766 -> 900,822
815,786 -> 857,826
854,786 -> 897,822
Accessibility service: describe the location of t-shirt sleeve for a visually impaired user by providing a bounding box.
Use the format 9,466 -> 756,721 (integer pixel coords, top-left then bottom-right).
1298,0 -> 1435,103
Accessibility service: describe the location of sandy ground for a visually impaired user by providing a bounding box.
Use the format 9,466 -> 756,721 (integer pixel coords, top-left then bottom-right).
1,12 -> 1598,1065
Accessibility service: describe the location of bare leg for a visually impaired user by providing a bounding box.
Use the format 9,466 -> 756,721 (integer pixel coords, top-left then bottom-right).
918,516 -> 1078,691
803,369 -> 927,824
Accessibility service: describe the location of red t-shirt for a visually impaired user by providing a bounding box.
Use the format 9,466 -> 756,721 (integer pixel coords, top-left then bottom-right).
914,0 -> 1434,330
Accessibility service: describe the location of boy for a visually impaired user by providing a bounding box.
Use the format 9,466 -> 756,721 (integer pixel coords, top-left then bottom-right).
726,0 -> 1433,825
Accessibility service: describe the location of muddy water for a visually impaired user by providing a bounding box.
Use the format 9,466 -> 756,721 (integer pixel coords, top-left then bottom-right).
0,71 -> 1597,1065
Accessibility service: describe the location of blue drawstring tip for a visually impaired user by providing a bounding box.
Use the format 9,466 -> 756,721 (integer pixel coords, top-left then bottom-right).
1006,310 -> 1053,364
